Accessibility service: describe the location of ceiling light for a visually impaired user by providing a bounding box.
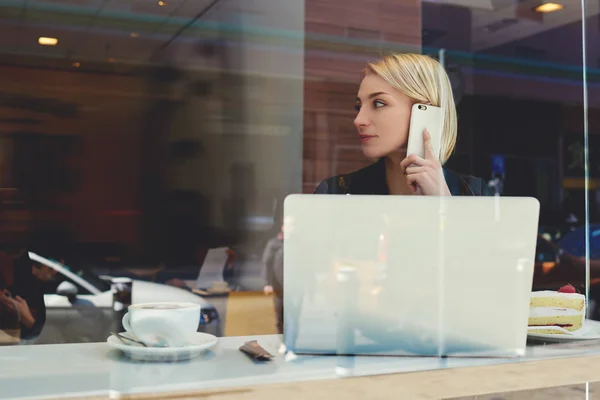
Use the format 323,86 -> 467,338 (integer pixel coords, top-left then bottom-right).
535,3 -> 563,12
158,1 -> 167,6
72,62 -> 81,68
38,37 -> 58,46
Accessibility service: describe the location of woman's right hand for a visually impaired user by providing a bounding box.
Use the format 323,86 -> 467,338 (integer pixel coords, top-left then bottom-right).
400,129 -> 451,196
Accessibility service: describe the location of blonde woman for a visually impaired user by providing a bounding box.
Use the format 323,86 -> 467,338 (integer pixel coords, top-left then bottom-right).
315,53 -> 492,196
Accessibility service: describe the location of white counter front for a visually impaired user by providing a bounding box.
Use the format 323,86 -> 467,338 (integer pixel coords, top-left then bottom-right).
2,335 -> 600,400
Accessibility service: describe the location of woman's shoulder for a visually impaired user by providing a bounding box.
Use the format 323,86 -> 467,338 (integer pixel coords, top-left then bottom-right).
314,162 -> 383,195
444,169 -> 494,196
313,172 -> 354,195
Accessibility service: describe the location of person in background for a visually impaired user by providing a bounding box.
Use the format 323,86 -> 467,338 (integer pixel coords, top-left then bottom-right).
0,249 -> 47,343
0,251 -> 20,343
262,224 -> 284,334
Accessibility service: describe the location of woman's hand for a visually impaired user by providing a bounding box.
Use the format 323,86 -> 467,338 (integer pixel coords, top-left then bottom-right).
0,290 -> 16,312
400,129 -> 451,196
13,296 -> 35,329
0,291 -> 35,328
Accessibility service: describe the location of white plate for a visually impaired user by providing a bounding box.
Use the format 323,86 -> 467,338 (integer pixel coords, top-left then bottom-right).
528,319 -> 600,342
107,332 -> 218,362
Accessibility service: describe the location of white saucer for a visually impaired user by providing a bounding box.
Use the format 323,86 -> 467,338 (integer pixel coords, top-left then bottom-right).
528,319 -> 600,342
107,332 -> 218,362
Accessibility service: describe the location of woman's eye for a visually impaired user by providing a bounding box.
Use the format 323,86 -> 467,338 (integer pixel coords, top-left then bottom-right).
354,104 -> 361,112
374,100 -> 386,108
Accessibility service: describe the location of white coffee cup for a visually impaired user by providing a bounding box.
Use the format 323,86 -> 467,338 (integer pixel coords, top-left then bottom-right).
121,302 -> 201,347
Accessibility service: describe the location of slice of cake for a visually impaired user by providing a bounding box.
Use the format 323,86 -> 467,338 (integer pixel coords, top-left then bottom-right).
528,284 -> 585,334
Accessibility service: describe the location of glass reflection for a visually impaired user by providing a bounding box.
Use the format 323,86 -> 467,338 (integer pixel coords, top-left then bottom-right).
0,0 -> 593,369
0,0 -> 598,399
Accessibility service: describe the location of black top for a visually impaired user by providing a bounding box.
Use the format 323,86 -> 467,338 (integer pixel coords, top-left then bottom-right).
314,158 -> 493,196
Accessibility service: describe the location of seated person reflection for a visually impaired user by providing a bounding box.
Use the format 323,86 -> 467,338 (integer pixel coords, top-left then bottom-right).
0,251 -> 48,343
315,53 -> 492,196
262,223 -> 284,334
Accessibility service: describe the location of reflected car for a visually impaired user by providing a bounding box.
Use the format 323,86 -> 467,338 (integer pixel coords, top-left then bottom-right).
28,252 -> 221,344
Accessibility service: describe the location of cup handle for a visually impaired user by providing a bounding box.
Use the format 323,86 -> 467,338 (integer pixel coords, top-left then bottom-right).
122,312 -> 132,334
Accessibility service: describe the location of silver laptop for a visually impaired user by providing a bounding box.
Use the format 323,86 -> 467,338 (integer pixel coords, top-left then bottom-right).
283,195 -> 539,357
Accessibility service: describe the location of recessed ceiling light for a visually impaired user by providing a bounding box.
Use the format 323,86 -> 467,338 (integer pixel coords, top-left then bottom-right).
130,32 -> 140,38
158,1 -> 167,6
535,3 -> 564,13
38,37 -> 58,46
72,62 -> 81,68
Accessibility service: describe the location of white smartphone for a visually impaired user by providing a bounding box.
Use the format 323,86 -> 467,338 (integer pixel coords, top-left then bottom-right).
406,103 -> 443,161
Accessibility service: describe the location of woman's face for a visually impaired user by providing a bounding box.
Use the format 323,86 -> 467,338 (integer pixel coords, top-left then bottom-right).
354,73 -> 414,159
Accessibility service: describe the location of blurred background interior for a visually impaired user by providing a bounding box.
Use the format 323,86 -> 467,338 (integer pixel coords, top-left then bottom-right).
0,0 -> 599,343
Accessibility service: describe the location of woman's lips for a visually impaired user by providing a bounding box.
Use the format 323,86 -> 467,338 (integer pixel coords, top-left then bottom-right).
360,134 -> 376,143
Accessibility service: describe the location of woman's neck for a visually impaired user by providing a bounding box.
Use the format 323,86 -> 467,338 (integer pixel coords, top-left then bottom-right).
384,153 -> 413,195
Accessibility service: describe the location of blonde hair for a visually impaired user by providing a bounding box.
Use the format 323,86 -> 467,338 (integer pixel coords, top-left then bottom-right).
366,53 -> 457,164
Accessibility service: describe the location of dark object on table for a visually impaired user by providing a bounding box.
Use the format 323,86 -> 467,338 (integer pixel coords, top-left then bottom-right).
239,340 -> 274,361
